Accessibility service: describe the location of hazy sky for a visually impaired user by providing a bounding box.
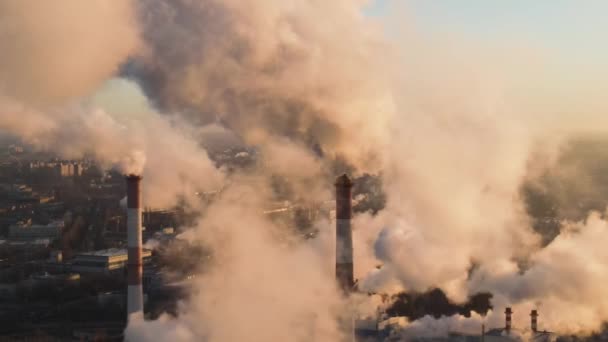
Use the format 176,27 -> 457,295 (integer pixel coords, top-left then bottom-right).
367,0 -> 608,68
95,1 -> 608,118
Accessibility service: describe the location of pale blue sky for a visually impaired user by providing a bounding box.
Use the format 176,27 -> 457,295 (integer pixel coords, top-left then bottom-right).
366,0 -> 608,67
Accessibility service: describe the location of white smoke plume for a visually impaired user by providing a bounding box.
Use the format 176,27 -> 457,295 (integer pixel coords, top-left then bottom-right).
127,0 -> 392,171
0,80 -> 223,208
0,0 -> 223,207
397,312 -> 488,339
0,0 -> 140,106
126,180 -> 347,342
0,0 -> 142,170
465,211 -> 608,334
355,35 -> 608,334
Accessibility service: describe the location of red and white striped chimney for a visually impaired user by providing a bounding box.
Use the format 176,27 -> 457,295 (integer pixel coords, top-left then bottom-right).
126,175 -> 144,319
336,174 -> 355,342
505,307 -> 513,334
335,174 -> 354,294
531,309 -> 538,333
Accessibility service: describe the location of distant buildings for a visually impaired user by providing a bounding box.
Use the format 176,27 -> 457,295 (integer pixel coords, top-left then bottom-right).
71,248 -> 152,275
25,272 -> 80,288
28,160 -> 88,178
8,219 -> 63,240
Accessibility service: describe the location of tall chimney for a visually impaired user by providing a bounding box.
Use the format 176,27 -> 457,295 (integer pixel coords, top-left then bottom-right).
335,174 -> 354,293
126,175 -> 144,319
335,174 -> 355,342
505,307 -> 513,334
531,309 -> 538,333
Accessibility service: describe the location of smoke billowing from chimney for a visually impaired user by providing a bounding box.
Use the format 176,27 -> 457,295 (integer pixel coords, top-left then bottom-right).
125,0 -> 392,172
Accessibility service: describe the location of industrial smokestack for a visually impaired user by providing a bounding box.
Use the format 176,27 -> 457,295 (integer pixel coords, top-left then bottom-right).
126,175 -> 144,319
335,174 -> 355,342
505,307 -> 513,334
531,309 -> 538,333
335,174 -> 354,293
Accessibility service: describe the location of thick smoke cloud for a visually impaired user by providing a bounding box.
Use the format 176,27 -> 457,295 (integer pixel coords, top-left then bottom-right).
126,180 -> 346,342
126,0 -> 391,170
0,0 -> 222,208
1,79 -> 223,208
0,0 -> 142,169
0,0 -> 140,106
466,212 -> 608,334
355,31 -> 608,334
355,19 -> 608,336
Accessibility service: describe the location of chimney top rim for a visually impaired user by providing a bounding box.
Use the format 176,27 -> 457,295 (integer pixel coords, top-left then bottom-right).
335,173 -> 353,187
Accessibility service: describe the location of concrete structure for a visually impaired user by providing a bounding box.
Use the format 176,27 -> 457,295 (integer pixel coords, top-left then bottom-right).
28,160 -> 86,177
0,283 -> 17,299
8,220 -> 63,240
409,332 -> 519,342
126,175 -> 144,318
335,174 -> 354,293
26,272 -> 80,287
49,250 -> 63,263
71,248 -> 151,275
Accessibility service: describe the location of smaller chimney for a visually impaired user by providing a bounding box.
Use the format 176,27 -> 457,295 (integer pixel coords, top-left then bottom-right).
531,309 -> 538,333
505,307 -> 513,334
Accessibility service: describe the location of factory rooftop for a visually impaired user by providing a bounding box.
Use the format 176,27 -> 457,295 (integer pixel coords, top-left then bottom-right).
79,248 -> 131,257
72,248 -> 152,275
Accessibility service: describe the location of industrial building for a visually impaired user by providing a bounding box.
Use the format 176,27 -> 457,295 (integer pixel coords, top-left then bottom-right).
28,160 -> 87,178
71,248 -> 152,275
8,219 -> 63,240
367,308 -> 556,342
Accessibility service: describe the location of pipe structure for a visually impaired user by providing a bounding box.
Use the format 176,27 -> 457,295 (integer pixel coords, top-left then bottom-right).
126,175 -> 144,319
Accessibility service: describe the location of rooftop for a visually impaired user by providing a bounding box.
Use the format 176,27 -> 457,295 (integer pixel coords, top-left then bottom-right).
75,248 -> 152,258
78,248 -> 128,257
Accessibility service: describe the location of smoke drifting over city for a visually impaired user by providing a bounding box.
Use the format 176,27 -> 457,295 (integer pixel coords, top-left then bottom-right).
1,0 -> 608,341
